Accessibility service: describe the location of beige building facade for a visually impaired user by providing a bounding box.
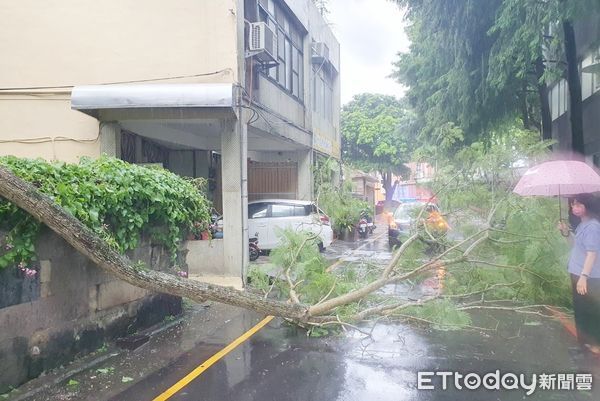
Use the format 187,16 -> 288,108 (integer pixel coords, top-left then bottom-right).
0,0 -> 341,281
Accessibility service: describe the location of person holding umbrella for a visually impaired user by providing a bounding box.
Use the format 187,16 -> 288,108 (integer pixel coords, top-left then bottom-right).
514,159 -> 600,355
559,193 -> 600,355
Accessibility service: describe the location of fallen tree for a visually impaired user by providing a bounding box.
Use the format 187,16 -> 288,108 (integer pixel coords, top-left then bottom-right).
0,156 -> 572,329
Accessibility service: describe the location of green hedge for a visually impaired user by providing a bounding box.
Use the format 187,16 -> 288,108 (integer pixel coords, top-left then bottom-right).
0,156 -> 211,272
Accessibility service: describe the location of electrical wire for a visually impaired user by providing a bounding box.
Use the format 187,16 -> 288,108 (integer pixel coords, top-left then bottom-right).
0,134 -> 100,144
0,69 -> 233,92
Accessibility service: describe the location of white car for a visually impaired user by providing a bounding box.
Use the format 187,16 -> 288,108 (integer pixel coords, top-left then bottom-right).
247,199 -> 333,251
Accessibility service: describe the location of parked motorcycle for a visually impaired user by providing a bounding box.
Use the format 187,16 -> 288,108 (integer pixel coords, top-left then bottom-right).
357,210 -> 375,239
209,209 -> 223,239
249,237 -> 260,261
364,211 -> 376,235
357,215 -> 369,239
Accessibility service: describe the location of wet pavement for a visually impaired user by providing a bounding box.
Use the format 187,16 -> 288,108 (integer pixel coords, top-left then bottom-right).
8,219 -> 600,401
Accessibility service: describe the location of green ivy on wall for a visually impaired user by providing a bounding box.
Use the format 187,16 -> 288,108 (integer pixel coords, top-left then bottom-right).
0,156 -> 211,274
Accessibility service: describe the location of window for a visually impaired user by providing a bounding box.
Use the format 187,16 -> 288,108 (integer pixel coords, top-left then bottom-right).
582,55 -> 594,100
271,204 -> 295,218
258,0 -> 304,101
550,83 -> 558,120
416,163 -> 423,179
312,61 -> 334,122
549,79 -> 568,121
560,79 -> 568,116
249,203 -> 269,219
293,205 -> 308,216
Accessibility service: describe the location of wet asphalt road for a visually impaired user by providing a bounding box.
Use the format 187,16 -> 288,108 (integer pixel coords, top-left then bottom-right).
108,311 -> 599,401
14,221 -> 600,401
110,224 -> 599,401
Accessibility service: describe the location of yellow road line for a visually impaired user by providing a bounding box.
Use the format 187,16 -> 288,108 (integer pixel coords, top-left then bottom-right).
152,315 -> 274,401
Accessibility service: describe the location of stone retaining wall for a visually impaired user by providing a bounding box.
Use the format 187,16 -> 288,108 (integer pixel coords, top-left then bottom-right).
0,228 -> 182,393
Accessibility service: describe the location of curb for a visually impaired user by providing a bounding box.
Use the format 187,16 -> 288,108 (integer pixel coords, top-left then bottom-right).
8,315 -> 186,401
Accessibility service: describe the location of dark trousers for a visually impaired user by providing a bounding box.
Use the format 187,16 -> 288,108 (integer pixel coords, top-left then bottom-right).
571,274 -> 600,347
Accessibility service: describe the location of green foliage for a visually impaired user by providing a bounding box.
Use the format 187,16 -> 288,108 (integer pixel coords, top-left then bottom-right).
66,379 -> 79,387
392,0 -> 600,149
320,189 -> 370,234
247,266 -> 271,295
341,93 -> 415,174
313,158 -> 371,235
0,156 -> 211,270
443,197 -> 571,307
392,0 -> 510,146
403,299 -> 472,331
429,127 -> 571,306
251,229 -> 376,311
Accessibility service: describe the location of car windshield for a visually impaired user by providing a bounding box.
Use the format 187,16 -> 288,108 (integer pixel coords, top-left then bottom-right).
393,203 -> 437,219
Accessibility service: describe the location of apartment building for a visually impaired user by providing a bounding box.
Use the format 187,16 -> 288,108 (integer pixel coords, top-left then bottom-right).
0,0 -> 341,279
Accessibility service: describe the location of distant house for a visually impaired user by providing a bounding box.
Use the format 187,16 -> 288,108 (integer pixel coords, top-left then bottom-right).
393,162 -> 436,203
350,170 -> 379,209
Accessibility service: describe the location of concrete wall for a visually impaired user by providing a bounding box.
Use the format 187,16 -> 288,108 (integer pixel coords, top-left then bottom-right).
0,94 -> 101,163
255,76 -> 306,128
574,12 -> 600,58
0,0 -> 240,161
185,240 -> 226,276
0,229 -> 182,392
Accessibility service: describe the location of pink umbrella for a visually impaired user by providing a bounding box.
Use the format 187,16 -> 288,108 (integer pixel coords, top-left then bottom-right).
513,160 -> 600,220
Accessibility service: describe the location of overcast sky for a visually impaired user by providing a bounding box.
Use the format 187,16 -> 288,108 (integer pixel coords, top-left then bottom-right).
327,0 -> 409,105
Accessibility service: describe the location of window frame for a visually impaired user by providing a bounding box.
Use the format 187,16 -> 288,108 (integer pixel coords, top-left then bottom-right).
258,1 -> 304,102
270,203 -> 296,218
248,202 -> 270,219
312,61 -> 334,122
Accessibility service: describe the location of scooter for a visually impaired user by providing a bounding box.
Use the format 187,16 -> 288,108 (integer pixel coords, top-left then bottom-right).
364,211 -> 376,235
209,210 -> 223,239
357,216 -> 369,239
249,237 -> 260,261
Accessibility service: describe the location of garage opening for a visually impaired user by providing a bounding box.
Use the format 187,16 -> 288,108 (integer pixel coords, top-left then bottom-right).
248,161 -> 298,201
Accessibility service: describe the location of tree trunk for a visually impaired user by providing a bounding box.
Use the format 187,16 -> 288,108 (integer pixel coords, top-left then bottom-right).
0,166 -> 308,321
381,171 -> 397,202
535,56 -> 553,142
563,19 -> 585,155
521,82 -> 530,130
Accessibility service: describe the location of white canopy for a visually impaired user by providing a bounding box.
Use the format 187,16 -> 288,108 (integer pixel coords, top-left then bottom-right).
71,83 -> 234,115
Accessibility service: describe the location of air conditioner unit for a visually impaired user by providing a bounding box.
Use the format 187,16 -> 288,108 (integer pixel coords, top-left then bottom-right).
311,42 -> 329,64
248,22 -> 277,63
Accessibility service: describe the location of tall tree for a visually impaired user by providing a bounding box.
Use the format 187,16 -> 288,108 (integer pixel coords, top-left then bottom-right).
341,93 -> 414,201
487,0 -> 556,140
392,0 -> 515,146
392,0 -> 600,154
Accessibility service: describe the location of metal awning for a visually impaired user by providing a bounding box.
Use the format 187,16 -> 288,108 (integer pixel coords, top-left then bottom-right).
71,83 -> 235,118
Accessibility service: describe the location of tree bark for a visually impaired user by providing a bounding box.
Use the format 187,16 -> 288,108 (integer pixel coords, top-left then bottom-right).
563,19 -> 585,155
521,81 -> 531,130
0,166 -> 308,321
381,171 -> 398,202
535,57 -> 553,142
